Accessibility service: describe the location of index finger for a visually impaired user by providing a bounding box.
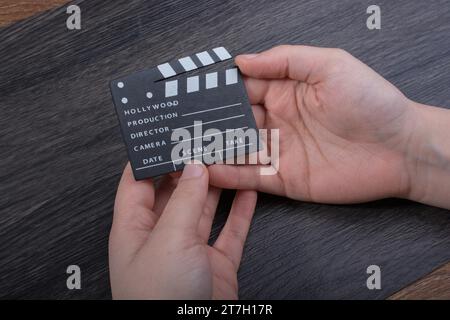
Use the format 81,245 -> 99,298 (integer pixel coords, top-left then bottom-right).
236,45 -> 336,83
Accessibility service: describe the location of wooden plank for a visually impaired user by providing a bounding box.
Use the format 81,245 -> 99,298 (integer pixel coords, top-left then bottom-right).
390,264 -> 450,300
0,0 -> 69,27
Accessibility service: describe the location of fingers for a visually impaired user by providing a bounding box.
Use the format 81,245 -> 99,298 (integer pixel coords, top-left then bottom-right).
208,164 -> 285,196
112,163 -> 157,232
236,45 -> 334,83
152,175 -> 178,216
252,104 -> 265,128
110,163 -> 157,265
114,163 -> 155,217
245,77 -> 270,105
154,172 -> 221,242
197,186 -> 221,243
157,163 -> 209,232
214,190 -> 257,271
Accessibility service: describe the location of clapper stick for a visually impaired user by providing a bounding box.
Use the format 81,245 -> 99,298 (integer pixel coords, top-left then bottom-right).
110,47 -> 259,180
155,47 -> 233,81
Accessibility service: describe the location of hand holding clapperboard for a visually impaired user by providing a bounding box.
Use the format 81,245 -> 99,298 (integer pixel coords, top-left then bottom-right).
110,47 -> 259,180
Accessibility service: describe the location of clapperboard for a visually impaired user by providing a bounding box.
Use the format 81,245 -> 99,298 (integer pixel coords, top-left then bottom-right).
110,47 -> 259,180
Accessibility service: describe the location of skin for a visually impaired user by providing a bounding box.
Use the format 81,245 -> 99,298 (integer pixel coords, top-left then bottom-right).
109,45 -> 450,300
109,163 -> 257,299
209,45 -> 450,209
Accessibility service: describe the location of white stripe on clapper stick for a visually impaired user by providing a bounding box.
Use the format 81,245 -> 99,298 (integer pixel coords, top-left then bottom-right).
213,47 -> 232,60
157,63 -> 176,78
196,51 -> 215,66
178,56 -> 198,72
165,64 -> 239,97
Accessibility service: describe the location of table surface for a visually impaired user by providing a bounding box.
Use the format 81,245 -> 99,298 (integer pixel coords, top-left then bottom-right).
0,0 -> 449,299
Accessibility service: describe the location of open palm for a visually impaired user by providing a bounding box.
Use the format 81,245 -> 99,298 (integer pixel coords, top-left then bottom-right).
209,45 -> 415,203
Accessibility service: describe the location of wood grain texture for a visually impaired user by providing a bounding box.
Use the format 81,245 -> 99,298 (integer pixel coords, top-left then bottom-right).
390,264 -> 450,300
0,0 -> 450,300
0,0 -> 69,27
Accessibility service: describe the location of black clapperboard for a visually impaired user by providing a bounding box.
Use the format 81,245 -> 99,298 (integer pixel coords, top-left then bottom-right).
110,47 -> 259,180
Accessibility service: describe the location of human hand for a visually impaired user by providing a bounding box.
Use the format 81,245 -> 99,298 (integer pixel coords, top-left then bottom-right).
109,163 -> 257,299
209,45 -> 418,204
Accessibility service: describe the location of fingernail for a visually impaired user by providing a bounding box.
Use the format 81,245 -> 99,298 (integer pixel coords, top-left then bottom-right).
238,54 -> 258,59
181,163 -> 204,179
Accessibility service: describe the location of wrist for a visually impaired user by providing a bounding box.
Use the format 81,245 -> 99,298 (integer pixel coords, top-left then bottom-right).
402,100 -> 450,208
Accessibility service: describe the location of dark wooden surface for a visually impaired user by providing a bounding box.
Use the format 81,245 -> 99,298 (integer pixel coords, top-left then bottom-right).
1,0 -> 450,300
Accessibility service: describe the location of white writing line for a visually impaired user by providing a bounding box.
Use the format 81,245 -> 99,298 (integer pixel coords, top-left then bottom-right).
173,143 -> 253,164
173,114 -> 245,131
135,143 -> 253,171
170,126 -> 248,144
182,103 -> 242,117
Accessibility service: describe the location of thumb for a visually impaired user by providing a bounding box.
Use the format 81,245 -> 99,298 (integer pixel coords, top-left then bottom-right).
157,163 -> 209,231
236,45 -> 334,83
